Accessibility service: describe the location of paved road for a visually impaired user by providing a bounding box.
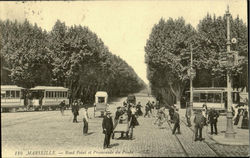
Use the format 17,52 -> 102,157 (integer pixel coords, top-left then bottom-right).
1,96 -> 249,157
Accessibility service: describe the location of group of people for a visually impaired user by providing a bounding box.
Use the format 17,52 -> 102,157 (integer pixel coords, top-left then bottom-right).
144,100 -> 160,118
60,99 -> 90,135
233,103 -> 249,129
102,101 -> 140,149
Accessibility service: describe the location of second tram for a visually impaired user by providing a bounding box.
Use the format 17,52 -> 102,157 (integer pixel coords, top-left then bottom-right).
28,86 -> 69,111
185,87 -> 240,112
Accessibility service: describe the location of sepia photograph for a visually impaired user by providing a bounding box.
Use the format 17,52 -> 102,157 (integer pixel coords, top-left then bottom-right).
0,0 -> 248,157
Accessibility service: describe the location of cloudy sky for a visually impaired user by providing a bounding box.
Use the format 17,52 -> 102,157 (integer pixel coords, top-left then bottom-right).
0,0 -> 247,84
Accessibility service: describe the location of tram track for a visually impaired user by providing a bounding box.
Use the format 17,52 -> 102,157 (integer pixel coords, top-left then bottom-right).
165,117 -> 220,157
179,117 -> 221,157
166,120 -> 189,157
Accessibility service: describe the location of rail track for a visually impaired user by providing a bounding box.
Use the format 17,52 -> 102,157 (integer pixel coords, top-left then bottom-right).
166,117 -> 220,157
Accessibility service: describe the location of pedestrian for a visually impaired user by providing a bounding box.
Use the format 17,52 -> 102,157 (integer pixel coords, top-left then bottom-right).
72,100 -> 79,123
194,109 -> 206,141
169,105 -> 175,123
144,101 -> 151,118
128,104 -> 139,139
83,107 -> 89,135
114,107 -> 124,127
208,108 -> 219,135
185,103 -> 192,127
172,108 -> 181,134
202,103 -> 208,126
102,110 -> 113,149
155,101 -> 161,116
59,100 -> 66,116
241,106 -> 248,129
149,101 -> 154,116
154,107 -> 166,127
136,102 -> 143,116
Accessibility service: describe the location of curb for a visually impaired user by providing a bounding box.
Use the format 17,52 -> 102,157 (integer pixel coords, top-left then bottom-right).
208,135 -> 249,146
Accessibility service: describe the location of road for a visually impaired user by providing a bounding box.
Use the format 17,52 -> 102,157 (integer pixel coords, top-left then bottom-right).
1,96 -> 249,157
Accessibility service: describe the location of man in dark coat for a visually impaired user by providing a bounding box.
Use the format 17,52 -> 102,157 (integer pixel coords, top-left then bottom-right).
144,101 -> 151,117
59,100 -> 66,116
208,108 -> 219,135
128,104 -> 139,139
136,102 -> 143,116
102,110 -> 113,149
172,108 -> 181,134
194,109 -> 205,141
169,105 -> 175,123
72,100 -> 79,123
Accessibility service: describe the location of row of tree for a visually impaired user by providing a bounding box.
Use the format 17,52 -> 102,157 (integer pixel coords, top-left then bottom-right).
0,19 -> 145,102
145,14 -> 248,106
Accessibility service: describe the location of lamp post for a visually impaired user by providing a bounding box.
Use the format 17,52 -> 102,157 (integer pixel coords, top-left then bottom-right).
225,5 -> 235,139
188,44 -> 195,112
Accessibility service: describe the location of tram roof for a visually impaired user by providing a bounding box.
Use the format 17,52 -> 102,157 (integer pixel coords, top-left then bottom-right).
1,85 -> 24,90
187,87 -> 239,92
30,86 -> 68,91
95,91 -> 108,97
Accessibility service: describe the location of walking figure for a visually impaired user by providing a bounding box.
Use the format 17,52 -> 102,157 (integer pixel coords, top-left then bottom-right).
194,109 -> 205,141
208,108 -> 219,135
102,110 -> 113,149
59,100 -> 66,116
128,104 -> 139,139
72,100 -> 79,123
136,102 -> 143,116
185,103 -> 192,127
83,107 -> 89,135
172,108 -> 181,134
144,101 -> 151,117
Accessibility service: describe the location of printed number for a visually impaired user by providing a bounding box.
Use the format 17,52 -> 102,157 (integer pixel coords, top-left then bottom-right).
15,151 -> 23,155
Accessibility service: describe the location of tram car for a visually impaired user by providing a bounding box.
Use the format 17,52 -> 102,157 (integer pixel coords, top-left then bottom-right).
28,86 -> 69,111
1,85 -> 25,112
185,87 -> 240,112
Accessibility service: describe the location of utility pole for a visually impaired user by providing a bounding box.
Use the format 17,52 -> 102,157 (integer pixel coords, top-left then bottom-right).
190,44 -> 193,111
225,5 -> 235,139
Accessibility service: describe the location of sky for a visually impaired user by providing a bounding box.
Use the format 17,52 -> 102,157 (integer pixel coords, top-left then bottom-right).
0,0 -> 247,84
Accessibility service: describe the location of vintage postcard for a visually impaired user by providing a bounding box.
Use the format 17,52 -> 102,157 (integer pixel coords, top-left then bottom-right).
1,0 -> 248,157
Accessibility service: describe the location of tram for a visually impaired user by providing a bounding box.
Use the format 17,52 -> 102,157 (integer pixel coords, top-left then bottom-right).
1,85 -> 25,112
28,86 -> 69,111
185,87 -> 240,112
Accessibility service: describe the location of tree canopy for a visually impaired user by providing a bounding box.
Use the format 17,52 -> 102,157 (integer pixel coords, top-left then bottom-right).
145,14 -> 248,106
0,19 -> 145,103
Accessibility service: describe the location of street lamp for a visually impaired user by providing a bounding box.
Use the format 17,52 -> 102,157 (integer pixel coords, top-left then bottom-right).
225,5 -> 235,139
188,44 -> 196,112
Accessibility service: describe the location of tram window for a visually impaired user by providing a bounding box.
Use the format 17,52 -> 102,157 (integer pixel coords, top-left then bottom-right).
193,93 -> 200,102
55,92 -> 58,98
59,92 -> 62,98
6,91 -> 10,98
98,97 -> 105,103
63,92 -> 65,98
65,92 -> 68,98
200,93 -> 207,102
16,91 -> 20,98
11,91 -> 15,98
46,92 -> 49,98
214,93 -> 221,103
1,93 -> 6,98
207,93 -> 214,103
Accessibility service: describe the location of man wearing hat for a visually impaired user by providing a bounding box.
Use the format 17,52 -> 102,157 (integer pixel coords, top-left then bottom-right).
172,108 -> 181,134
194,109 -> 206,141
102,109 -> 113,149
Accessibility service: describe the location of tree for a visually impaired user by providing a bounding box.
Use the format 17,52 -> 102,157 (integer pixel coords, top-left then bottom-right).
145,17 -> 196,106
